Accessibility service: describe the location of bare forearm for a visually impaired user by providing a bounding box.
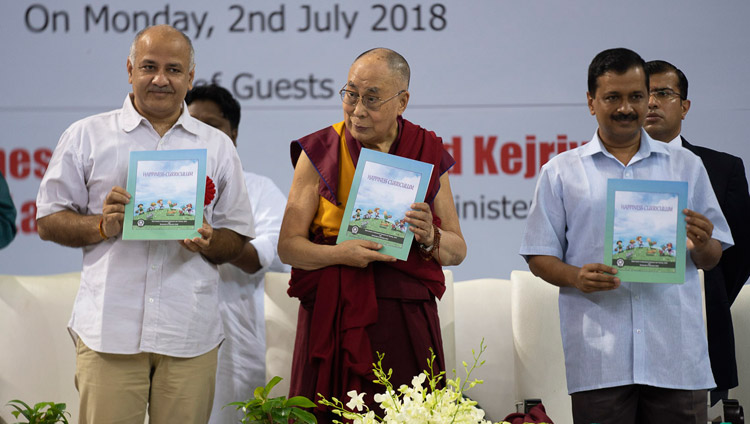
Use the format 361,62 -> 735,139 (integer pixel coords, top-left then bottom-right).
278,235 -> 340,270
690,239 -> 722,271
229,242 -> 262,274
432,229 -> 466,266
528,255 -> 621,293
527,255 -> 578,288
201,228 -> 247,265
37,211 -> 105,247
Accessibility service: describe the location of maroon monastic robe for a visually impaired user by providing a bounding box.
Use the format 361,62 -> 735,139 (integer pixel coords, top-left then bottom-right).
287,117 -> 455,419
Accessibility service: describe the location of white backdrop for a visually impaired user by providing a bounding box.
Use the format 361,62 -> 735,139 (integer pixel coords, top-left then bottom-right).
2,0 -> 749,282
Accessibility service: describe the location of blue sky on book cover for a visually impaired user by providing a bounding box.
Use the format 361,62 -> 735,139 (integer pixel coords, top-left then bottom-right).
612,190 -> 679,256
133,159 -> 199,214
352,160 -> 422,222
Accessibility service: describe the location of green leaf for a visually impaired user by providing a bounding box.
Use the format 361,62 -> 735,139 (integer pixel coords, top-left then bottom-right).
290,407 -> 318,424
225,401 -> 245,409
261,397 -> 284,413
285,396 -> 316,408
239,399 -> 263,410
264,376 -> 283,396
8,399 -> 32,410
253,385 -> 266,401
269,408 -> 290,423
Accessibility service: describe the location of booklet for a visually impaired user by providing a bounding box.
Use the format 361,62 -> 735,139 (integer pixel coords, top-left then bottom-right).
604,179 -> 688,283
122,149 -> 207,240
336,148 -> 434,260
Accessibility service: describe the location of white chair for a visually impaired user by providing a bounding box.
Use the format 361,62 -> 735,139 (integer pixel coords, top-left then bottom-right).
440,270 -> 456,376
510,270 -> 572,424
453,278 -> 515,422
729,285 -> 750,409
263,270 -> 457,399
0,272 -> 81,424
263,271 -> 300,398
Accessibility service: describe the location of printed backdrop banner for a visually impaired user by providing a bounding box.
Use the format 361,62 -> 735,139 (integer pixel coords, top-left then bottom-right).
1,0 -> 749,281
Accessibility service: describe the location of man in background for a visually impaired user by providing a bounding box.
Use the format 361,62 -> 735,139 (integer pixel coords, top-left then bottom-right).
644,59 -> 750,405
186,84 -> 289,423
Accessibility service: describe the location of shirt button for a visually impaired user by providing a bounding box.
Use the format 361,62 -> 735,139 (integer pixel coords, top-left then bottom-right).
634,295 -> 640,300
151,265 -> 157,270
149,298 -> 154,303
636,329 -> 642,334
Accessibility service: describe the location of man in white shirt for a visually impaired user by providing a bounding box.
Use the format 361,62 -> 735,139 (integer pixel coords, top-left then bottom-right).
186,84 -> 289,423
36,25 -> 254,424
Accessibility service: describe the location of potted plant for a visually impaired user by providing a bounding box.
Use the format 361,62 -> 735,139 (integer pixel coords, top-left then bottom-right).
227,376 -> 317,424
5,400 -> 70,424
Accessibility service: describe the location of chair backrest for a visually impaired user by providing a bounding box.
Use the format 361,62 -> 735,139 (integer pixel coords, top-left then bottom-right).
730,284 -> 750,409
0,272 -> 81,424
453,277 -> 514,422
263,272 -> 299,397
263,269 -> 457,399
439,269 -> 456,376
510,270 -> 572,424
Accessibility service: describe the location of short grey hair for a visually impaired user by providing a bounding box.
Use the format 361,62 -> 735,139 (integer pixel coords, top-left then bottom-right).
128,25 -> 195,70
355,48 -> 410,89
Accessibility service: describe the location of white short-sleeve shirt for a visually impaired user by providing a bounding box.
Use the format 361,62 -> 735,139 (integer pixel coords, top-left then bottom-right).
37,95 -> 255,357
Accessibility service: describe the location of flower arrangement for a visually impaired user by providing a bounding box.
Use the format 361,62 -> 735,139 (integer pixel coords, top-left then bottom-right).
317,340 -> 513,424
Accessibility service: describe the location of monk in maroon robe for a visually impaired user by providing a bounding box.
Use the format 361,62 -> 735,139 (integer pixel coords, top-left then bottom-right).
278,48 -> 466,423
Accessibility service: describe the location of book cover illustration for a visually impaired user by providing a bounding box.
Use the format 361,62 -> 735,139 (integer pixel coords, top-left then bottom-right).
604,179 -> 687,283
336,148 -> 434,260
122,149 -> 207,240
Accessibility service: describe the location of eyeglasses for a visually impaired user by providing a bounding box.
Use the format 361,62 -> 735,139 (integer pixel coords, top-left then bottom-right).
339,86 -> 406,111
649,89 -> 683,101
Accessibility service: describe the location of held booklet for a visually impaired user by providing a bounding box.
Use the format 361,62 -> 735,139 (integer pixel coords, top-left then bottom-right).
122,149 -> 207,240
604,179 -> 688,283
336,148 -> 434,260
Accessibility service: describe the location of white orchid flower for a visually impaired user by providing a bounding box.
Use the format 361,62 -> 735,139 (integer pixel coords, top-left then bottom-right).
411,373 -> 427,388
346,390 -> 367,411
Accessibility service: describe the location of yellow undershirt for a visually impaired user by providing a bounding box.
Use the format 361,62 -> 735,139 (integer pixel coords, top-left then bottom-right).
311,121 -> 355,237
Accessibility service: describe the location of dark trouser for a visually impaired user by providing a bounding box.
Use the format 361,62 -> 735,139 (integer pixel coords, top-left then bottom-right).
571,384 -> 706,424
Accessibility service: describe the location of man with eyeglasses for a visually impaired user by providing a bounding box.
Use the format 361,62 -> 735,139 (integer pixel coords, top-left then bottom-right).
521,48 -> 732,424
644,60 -> 750,406
278,48 -> 466,422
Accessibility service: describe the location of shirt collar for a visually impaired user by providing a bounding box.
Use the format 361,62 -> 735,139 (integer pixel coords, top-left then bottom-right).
121,93 -> 200,136
667,134 -> 682,146
580,128 -> 669,162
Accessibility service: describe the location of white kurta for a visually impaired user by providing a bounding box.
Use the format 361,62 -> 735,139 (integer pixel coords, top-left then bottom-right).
209,171 -> 289,423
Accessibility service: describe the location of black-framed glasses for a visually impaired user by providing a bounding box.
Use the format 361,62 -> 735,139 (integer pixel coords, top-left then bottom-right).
649,89 -> 683,101
339,86 -> 406,111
